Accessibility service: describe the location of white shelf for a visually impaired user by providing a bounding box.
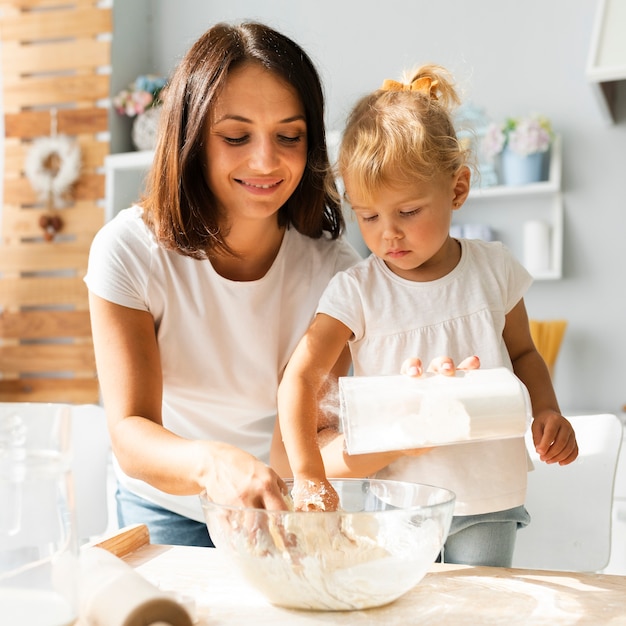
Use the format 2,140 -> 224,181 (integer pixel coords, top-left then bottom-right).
456,137 -> 563,280
468,135 -> 562,199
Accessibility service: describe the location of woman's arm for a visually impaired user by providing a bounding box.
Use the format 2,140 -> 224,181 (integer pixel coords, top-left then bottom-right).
89,292 -> 288,509
503,298 -> 578,466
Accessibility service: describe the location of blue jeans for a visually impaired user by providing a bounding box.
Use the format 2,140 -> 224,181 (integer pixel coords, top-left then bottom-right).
440,505 -> 531,567
116,483 -> 214,547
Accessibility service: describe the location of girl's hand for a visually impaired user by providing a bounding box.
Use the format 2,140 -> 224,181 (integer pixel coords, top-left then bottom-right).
401,355 -> 481,377
397,356 -> 481,459
530,409 -> 579,466
291,477 -> 340,511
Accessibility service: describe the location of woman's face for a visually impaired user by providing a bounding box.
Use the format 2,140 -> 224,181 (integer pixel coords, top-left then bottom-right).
204,62 -> 308,227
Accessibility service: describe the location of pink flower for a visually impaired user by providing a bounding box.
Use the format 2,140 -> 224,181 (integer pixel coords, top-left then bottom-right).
508,118 -> 551,156
482,124 -> 506,160
481,115 -> 553,159
112,74 -> 166,118
131,91 -> 154,115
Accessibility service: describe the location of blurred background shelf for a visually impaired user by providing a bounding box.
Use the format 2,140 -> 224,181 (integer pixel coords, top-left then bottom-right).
455,136 -> 563,280
104,150 -> 154,222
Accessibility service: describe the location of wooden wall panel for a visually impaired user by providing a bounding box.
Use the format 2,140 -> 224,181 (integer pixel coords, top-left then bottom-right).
0,242 -> 91,273
0,6 -> 111,41
4,108 -> 109,139
3,173 -> 105,204
0,0 -> 110,403
2,38 -> 111,74
2,74 -> 110,111
0,378 -> 100,404
0,310 -> 92,340
0,276 -> 89,309
1,204 -> 104,241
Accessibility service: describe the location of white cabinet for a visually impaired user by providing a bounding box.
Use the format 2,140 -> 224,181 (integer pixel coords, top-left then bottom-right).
586,0 -> 626,124
104,150 -> 154,221
453,136 -> 563,280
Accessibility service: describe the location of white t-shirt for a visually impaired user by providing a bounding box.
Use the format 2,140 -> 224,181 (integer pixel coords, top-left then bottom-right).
84,206 -> 361,521
318,238 -> 533,516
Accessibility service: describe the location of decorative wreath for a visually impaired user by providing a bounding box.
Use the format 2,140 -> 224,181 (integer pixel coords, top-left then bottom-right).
24,135 -> 81,207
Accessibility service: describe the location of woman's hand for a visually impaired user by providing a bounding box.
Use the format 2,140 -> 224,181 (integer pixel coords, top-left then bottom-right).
203,442 -> 290,510
401,355 -> 481,377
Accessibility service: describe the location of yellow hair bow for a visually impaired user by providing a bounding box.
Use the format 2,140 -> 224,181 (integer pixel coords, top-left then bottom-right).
380,76 -> 439,99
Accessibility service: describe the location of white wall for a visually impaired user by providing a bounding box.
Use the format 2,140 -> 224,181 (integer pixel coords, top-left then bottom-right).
145,0 -> 626,415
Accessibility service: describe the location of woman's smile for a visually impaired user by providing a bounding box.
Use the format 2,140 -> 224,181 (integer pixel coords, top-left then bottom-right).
235,177 -> 284,193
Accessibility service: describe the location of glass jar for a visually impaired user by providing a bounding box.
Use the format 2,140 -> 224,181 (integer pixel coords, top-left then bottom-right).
0,403 -> 78,625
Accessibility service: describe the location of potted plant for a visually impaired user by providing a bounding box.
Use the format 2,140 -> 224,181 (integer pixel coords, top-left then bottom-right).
112,74 -> 167,151
482,115 -> 553,186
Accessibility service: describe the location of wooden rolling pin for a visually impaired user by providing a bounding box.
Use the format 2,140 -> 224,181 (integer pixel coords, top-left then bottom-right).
79,547 -> 194,626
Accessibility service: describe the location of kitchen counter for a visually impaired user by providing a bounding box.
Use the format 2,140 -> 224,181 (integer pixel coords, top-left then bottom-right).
100,524 -> 626,625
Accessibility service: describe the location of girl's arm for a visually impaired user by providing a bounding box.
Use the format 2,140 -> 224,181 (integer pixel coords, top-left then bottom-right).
89,293 -> 288,510
270,341 -> 354,478
277,313 -> 354,509
503,298 -> 578,466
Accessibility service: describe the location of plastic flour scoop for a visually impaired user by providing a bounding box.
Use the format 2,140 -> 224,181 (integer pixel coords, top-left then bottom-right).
339,367 -> 532,455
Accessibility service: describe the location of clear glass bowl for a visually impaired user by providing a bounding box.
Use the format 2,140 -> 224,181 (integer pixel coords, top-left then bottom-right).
200,478 -> 455,611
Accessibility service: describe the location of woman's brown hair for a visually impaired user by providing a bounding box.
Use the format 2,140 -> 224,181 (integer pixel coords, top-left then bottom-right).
142,21 -> 344,259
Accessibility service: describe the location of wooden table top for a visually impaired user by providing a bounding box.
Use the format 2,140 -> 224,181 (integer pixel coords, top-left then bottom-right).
106,525 -> 626,625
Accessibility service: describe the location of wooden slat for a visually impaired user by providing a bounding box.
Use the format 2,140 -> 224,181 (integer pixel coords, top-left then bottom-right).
4,136 -> 108,173
3,172 -> 105,204
3,73 -> 109,110
4,107 -> 109,139
0,1 -> 96,10
0,241 -> 90,273
0,309 -> 91,339
0,275 -> 88,308
1,38 -> 110,74
0,377 -> 99,404
1,204 -> 104,241
0,342 -> 95,373
0,6 -> 111,42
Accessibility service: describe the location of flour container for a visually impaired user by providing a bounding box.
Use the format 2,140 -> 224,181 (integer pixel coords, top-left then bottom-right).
339,368 -> 531,455
0,403 -> 78,626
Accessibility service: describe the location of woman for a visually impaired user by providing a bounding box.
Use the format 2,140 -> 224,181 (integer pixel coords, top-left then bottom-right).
85,21 -> 361,546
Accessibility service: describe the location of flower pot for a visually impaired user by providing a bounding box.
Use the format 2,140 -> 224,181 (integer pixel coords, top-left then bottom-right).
131,106 -> 162,151
500,148 -> 546,186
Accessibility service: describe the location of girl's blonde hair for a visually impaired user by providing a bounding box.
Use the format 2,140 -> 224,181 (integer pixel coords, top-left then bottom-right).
333,64 -> 469,202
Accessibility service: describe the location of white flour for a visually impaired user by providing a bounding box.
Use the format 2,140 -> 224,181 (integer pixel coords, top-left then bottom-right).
223,511 -> 442,610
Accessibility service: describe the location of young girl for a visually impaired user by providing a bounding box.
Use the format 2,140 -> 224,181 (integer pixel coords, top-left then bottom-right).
84,22 -> 362,546
276,64 -> 578,566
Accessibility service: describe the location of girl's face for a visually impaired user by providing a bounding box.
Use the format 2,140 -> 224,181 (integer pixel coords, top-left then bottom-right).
345,170 -> 469,281
204,62 -> 308,228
